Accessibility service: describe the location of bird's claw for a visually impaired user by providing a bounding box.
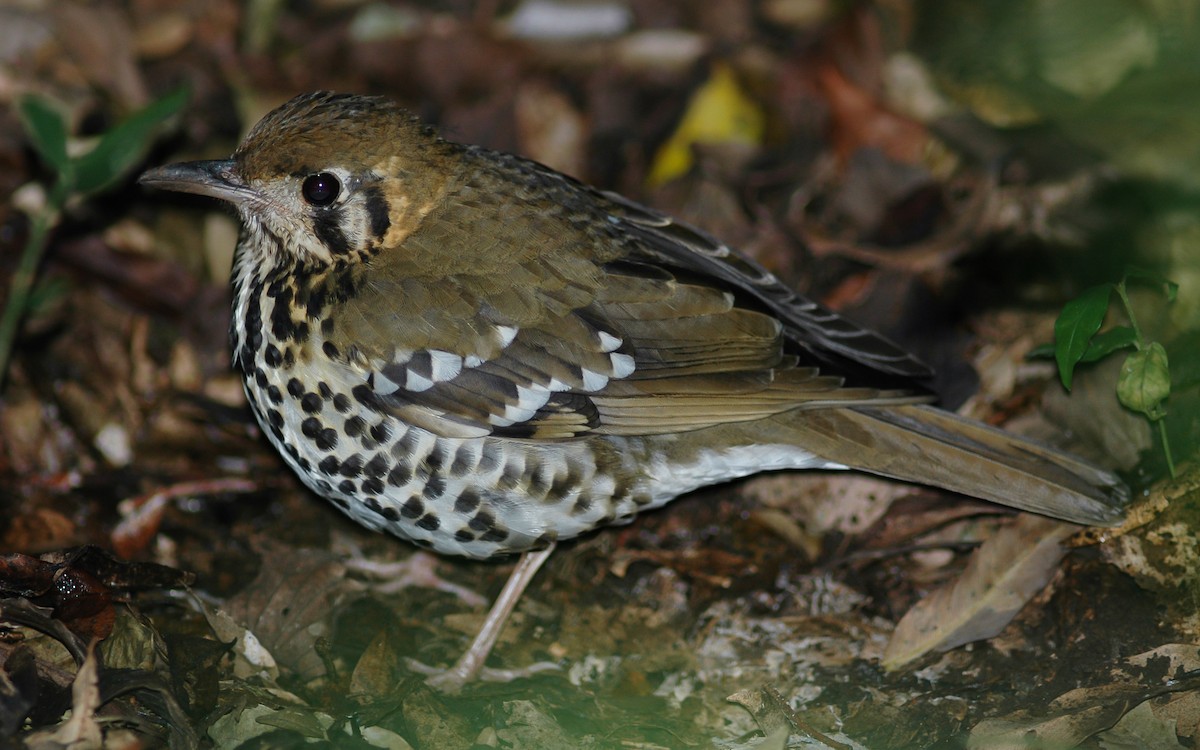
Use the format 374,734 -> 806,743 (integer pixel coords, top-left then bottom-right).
406,657 -> 561,693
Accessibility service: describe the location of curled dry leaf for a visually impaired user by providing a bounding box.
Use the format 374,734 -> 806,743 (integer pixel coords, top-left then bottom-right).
24,643 -> 102,750
883,514 -> 1075,670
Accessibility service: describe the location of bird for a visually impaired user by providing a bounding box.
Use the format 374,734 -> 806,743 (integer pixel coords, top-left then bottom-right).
140,91 -> 1127,692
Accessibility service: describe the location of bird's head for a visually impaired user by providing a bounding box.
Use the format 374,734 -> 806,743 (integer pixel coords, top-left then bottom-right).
140,91 -> 457,268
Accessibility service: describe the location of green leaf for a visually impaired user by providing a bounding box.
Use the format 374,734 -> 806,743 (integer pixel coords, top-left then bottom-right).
73,87 -> 189,196
1079,325 -> 1137,363
1027,342 -> 1055,360
1054,284 -> 1112,390
1033,326 -> 1135,366
1117,342 -> 1170,419
18,95 -> 71,174
1124,267 -> 1179,302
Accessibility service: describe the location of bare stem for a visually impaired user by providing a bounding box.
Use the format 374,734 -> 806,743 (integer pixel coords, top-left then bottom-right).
0,184 -> 64,390
1158,417 -> 1177,479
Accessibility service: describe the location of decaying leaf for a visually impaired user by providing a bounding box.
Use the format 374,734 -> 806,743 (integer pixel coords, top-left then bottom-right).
24,642 -> 102,750
222,539 -> 360,681
968,643 -> 1200,749
883,514 -> 1075,670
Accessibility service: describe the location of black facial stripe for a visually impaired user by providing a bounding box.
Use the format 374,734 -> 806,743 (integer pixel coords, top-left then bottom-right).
313,209 -> 350,255
362,185 -> 391,239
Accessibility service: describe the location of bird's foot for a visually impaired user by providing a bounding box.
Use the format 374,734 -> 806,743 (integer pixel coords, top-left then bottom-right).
342,548 -> 488,607
405,544 -> 559,693
406,656 -> 560,693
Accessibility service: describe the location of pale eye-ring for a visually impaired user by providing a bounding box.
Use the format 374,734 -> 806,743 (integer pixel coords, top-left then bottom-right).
301,172 -> 340,206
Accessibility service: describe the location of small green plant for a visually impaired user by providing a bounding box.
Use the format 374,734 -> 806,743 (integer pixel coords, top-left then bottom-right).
1,88 -> 188,387
1053,270 -> 1178,477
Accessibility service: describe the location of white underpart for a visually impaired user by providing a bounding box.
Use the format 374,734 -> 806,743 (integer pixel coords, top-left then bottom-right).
642,442 -> 848,510
506,469 -> 620,545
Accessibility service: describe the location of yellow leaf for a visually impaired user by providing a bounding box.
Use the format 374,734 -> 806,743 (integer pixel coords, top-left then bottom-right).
647,62 -> 764,186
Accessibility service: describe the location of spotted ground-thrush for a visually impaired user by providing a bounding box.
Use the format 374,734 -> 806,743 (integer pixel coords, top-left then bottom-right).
141,91 -> 1127,692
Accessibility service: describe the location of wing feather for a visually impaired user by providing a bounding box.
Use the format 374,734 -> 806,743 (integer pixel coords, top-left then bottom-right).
319,150 -> 933,440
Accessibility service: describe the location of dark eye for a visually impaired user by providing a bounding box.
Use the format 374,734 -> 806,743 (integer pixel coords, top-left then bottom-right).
302,172 -> 340,206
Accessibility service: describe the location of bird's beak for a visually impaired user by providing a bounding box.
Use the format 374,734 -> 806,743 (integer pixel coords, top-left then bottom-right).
139,159 -> 254,204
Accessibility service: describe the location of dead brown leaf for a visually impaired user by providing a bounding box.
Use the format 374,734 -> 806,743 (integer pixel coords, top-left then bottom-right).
969,643 -> 1200,749
884,514 -> 1075,670
223,539 -> 360,681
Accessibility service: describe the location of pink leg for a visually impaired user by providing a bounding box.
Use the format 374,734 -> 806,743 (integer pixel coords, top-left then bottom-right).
412,543 -> 559,693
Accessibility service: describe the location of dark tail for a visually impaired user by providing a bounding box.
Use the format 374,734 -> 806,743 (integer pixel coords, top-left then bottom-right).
776,404 -> 1128,526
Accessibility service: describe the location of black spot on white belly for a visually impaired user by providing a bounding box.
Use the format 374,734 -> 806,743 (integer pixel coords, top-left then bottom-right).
454,490 -> 481,514
480,526 -> 508,543
301,392 -> 322,412
416,514 -> 439,531
479,445 -> 503,473
339,454 -> 364,477
369,422 -> 391,444
449,444 -> 479,476
425,474 -> 447,498
387,463 -> 412,486
401,497 -> 424,518
364,453 -> 388,477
